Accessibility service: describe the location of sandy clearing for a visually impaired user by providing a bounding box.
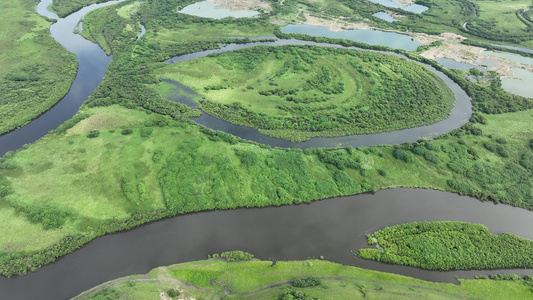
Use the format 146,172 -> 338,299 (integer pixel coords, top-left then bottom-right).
206,0 -> 272,13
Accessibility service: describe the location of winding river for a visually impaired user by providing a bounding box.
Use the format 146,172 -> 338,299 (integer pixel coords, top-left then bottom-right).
3,189 -> 533,300
163,39 -> 471,149
0,1 -> 530,299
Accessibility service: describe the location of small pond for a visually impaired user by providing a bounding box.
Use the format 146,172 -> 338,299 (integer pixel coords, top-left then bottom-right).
436,58 -> 485,71
179,1 -> 259,19
501,68 -> 533,98
368,0 -> 428,14
484,50 -> 533,66
372,11 -> 398,22
281,24 -> 421,51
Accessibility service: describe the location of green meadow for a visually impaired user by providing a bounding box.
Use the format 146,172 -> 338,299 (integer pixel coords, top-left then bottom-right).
0,0 -> 76,135
75,258 -> 533,299
156,45 -> 455,141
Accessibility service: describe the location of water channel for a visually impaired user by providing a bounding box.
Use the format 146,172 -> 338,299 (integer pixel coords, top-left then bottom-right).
0,1 -> 531,299
163,38 -> 472,148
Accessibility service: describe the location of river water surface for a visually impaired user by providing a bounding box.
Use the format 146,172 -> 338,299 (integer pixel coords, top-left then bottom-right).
2,189 -> 533,300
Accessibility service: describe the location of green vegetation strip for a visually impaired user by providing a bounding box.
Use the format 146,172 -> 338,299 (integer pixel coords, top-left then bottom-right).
0,0 -> 77,135
156,45 -> 455,141
51,0 -> 107,18
75,258 -> 533,299
359,221 -> 533,271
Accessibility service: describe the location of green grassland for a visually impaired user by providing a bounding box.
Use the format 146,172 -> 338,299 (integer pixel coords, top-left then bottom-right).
155,45 -> 455,141
1,101 -> 533,276
359,221 -> 533,270
465,0 -> 533,44
0,0 -> 77,135
75,259 -> 533,299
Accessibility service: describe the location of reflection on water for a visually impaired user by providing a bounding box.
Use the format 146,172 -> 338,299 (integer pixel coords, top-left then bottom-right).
502,68 -> 533,98
484,50 -> 533,66
281,24 -> 421,51
179,1 -> 259,19
372,11 -> 398,22
368,0 -> 429,13
437,58 -> 485,71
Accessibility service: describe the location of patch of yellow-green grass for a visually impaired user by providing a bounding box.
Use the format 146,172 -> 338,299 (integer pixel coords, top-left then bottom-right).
67,106 -> 149,135
151,21 -> 277,46
0,106 -> 169,253
481,109 -> 533,140
0,207 -> 70,253
116,1 -> 142,18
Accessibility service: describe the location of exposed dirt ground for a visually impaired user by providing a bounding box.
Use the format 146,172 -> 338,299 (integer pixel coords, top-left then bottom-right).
206,0 -> 272,13
413,32 -> 533,78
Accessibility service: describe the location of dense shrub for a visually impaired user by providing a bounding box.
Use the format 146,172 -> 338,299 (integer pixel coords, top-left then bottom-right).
359,221 -> 533,271
140,127 -> 153,137
86,130 -> 99,138
219,250 -> 254,262
392,149 -> 414,163
291,276 -> 322,288
166,289 -> 179,297
121,129 -> 133,135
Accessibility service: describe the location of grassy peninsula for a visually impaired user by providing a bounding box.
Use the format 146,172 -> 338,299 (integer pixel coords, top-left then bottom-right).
359,221 -> 533,271
51,0 -> 108,17
0,0 -> 77,135
156,45 -> 455,141
74,258 -> 533,299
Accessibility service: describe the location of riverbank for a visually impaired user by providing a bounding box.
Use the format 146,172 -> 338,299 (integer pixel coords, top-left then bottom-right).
1,103 -> 533,278
73,258 -> 533,299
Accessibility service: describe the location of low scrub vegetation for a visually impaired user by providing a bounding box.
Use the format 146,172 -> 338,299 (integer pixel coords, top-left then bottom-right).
359,221 -> 533,270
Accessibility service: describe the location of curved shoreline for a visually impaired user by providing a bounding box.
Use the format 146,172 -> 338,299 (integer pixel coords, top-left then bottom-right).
2,188 -> 533,300
163,39 -> 472,148
0,0 -> 124,157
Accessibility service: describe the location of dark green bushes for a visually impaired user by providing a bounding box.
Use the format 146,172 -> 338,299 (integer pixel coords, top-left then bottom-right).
219,250 -> 254,262
86,130 -> 99,138
166,289 -> 179,298
359,221 -> 533,271
392,149 -> 414,163
15,205 -> 69,229
291,276 -> 322,288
